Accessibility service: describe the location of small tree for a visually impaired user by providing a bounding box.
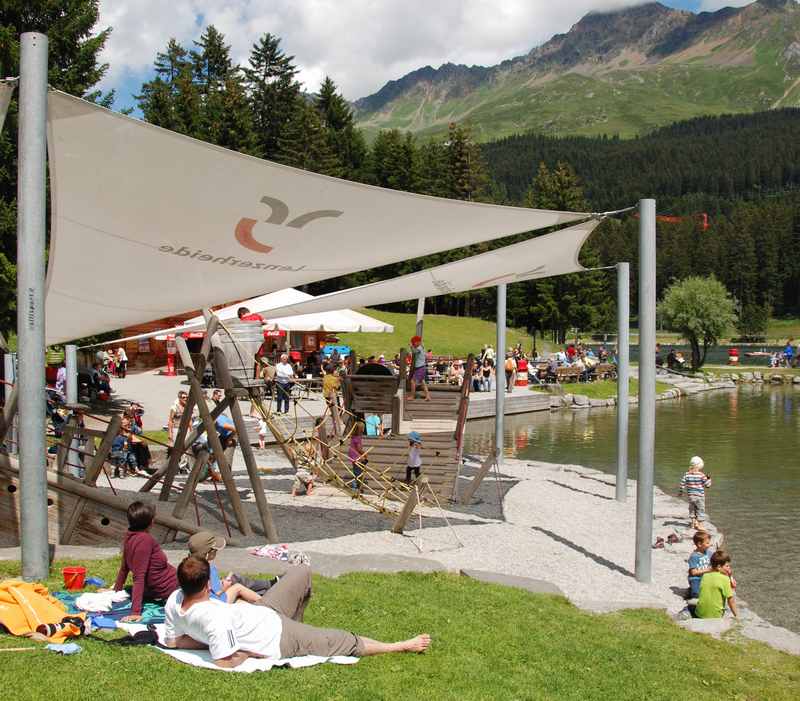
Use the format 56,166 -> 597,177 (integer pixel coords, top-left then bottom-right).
659,276 -> 736,370
736,302 -> 769,341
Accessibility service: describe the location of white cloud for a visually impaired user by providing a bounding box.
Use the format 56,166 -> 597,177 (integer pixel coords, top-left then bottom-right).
696,1 -> 753,12
95,0 -> 726,103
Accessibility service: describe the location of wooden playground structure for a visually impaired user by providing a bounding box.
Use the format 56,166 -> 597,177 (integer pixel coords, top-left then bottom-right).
0,312 -> 488,547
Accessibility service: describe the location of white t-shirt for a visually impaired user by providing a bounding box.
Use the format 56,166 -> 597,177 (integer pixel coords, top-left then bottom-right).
164,590 -> 282,660
408,444 -> 422,468
275,362 -> 294,381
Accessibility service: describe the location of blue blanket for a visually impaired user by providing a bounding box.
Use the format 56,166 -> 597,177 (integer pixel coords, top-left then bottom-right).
54,591 -> 166,625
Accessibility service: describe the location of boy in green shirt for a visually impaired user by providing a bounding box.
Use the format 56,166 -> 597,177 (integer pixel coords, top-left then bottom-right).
695,550 -> 738,619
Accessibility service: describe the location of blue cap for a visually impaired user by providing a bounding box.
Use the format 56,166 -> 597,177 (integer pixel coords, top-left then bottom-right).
408,431 -> 422,443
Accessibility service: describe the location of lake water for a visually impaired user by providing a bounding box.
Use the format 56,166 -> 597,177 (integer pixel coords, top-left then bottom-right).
464,385 -> 800,633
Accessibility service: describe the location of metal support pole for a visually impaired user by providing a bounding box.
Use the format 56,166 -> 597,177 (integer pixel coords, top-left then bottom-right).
495,284 -> 507,466
635,200 -> 656,583
616,263 -> 630,503
17,32 -> 50,580
65,344 -> 77,404
415,298 -> 425,337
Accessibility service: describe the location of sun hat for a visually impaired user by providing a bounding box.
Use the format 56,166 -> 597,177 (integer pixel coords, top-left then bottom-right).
689,456 -> 704,469
408,431 -> 422,444
188,531 -> 227,557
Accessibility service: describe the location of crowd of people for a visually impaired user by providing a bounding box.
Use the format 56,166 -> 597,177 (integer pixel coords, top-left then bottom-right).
108,501 -> 430,666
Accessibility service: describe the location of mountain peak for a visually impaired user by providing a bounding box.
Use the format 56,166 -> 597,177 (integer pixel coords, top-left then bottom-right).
354,0 -> 800,141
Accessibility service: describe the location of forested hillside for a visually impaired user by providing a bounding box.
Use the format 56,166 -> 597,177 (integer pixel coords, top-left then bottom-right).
482,109 -> 800,211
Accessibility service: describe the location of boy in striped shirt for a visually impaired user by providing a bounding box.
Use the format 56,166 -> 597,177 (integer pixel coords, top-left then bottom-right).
679,456 -> 712,530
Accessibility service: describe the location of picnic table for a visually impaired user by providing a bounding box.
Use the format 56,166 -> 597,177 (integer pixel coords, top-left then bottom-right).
292,376 -> 323,399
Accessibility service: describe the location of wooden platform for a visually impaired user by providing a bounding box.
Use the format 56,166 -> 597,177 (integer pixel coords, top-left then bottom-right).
326,432 -> 460,500
467,390 -> 553,418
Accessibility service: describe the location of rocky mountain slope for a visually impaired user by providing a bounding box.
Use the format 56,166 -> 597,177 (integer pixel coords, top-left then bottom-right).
354,0 -> 800,141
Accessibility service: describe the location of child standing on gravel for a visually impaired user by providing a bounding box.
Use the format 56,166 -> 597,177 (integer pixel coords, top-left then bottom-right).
679,456 -> 712,530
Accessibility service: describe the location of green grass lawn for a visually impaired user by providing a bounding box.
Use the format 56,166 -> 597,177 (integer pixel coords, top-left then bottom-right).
540,378 -> 671,400
337,310 -> 539,359
142,429 -> 170,446
1,558 -> 798,700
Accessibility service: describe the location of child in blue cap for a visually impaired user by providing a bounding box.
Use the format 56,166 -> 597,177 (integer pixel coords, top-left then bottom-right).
406,432 -> 423,483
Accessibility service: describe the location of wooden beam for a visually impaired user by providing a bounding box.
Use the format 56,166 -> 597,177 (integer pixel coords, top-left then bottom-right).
0,451 -> 235,542
0,385 -> 17,444
459,452 -> 495,505
178,336 -> 252,536
148,396 -> 231,497
55,417 -> 77,474
146,392 -> 199,498
221,353 -> 278,542
391,484 -> 420,534
172,449 -> 209,521
84,414 -> 122,486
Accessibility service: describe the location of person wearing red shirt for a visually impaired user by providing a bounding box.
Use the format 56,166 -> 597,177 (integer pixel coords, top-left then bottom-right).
113,501 -> 178,621
237,306 -> 264,324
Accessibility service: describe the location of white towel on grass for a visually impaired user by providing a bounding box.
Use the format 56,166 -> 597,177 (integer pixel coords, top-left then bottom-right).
75,589 -> 129,612
118,623 -> 359,673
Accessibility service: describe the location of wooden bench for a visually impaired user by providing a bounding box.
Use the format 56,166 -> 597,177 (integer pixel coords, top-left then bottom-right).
593,363 -> 617,380
555,366 -> 581,383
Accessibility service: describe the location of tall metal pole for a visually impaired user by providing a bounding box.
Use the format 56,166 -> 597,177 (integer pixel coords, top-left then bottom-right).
615,263 -> 630,502
17,32 -> 50,580
495,284 -> 507,466
635,200 -> 656,583
65,344 -> 77,404
415,298 -> 425,337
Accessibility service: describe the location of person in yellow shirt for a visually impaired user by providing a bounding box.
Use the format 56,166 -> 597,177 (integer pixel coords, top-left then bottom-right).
322,363 -> 341,409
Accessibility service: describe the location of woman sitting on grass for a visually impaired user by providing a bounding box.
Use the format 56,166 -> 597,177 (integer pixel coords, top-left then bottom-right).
113,501 -> 178,622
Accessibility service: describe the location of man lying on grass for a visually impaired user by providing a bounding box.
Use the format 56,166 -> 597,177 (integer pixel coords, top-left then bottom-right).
164,556 -> 430,668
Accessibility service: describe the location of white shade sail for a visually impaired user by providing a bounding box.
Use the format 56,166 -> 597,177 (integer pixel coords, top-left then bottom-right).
227,219 -> 601,320
179,288 -> 393,334
0,80 -> 15,133
44,90 -> 589,344
81,288 -> 392,347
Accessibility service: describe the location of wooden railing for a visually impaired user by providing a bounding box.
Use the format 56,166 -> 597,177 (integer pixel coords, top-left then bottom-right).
453,354 -> 475,458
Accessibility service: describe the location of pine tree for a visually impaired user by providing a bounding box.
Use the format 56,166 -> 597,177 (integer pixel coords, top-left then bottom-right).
445,123 -> 487,201
315,76 -> 367,180
277,98 -> 343,177
521,161 -> 609,340
369,130 -> 419,191
191,26 -> 233,92
243,33 -> 300,159
417,139 -> 450,197
137,40 -> 199,135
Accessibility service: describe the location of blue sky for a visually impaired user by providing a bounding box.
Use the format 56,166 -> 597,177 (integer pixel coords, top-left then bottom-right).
97,0 -> 755,112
